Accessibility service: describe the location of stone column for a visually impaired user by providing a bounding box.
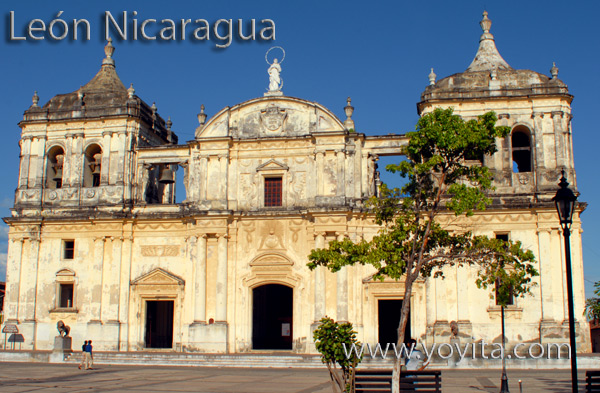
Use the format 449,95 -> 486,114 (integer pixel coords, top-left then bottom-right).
566,114 -> 576,175
345,150 -> 355,199
219,155 -> 228,205
122,132 -> 134,202
316,152 -> 324,196
179,162 -> 189,203
101,131 -> 112,185
456,265 -> 469,322
118,235 -> 133,351
33,136 -> 47,188
314,232 -> 326,322
139,164 -> 151,203
361,153 -> 369,197
336,232 -> 348,322
551,111 -> 565,169
215,234 -> 228,322
25,238 -> 40,321
426,269 -> 437,328
199,156 -> 208,201
185,156 -> 195,202
435,277 -> 448,323
532,112 -> 546,170
74,134 -> 85,187
4,238 -> 24,323
63,134 -> 74,187
90,237 -> 105,322
227,156 -> 237,203
115,131 -> 127,185
195,234 -> 207,322
557,229 -> 569,321
336,150 -> 345,198
18,137 -> 32,189
107,237 -> 123,322
572,226 -> 586,320
100,237 -> 113,322
537,228 -> 554,321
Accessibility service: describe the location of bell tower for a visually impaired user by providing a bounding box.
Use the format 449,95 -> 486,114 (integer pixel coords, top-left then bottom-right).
417,11 -> 589,351
418,11 -> 575,202
14,40 -> 177,215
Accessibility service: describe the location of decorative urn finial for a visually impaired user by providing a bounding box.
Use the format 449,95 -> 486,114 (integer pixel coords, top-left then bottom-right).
128,83 -> 135,99
32,91 -> 39,107
77,86 -> 84,104
344,97 -> 354,118
428,68 -> 436,85
102,38 -> 115,66
166,117 -> 172,131
197,104 -> 207,126
550,62 -> 559,79
151,102 -> 157,122
344,97 -> 355,131
480,11 -> 492,35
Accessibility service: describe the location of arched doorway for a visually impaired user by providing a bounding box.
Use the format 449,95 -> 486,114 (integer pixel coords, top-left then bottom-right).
252,284 -> 293,350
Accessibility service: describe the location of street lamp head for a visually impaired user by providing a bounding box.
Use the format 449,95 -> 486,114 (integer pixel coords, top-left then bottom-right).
552,170 -> 577,229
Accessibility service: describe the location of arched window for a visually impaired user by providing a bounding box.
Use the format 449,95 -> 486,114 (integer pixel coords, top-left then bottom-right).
83,144 -> 102,187
511,127 -> 532,173
46,146 -> 65,189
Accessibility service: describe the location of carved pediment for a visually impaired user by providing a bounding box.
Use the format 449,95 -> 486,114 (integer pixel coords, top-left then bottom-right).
256,159 -> 289,172
362,273 -> 424,284
131,268 -> 185,286
198,96 -> 346,139
249,252 -> 294,267
56,268 -> 75,283
56,268 -> 75,277
242,252 -> 301,288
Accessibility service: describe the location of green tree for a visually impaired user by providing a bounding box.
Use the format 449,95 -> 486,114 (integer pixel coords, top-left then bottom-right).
585,281 -> 600,321
313,317 -> 361,393
475,237 -> 538,306
475,236 -> 538,390
308,108 -> 538,392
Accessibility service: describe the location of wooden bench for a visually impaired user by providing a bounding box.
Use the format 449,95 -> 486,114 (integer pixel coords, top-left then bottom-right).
586,370 -> 600,392
355,369 -> 442,392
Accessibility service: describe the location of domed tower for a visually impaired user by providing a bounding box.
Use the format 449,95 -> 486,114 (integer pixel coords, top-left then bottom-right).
14,40 -> 176,215
419,11 -> 574,199
418,12 -> 588,351
3,41 -> 177,349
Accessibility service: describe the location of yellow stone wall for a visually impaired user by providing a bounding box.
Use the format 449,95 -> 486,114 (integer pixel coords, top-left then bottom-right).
2,90 -> 590,355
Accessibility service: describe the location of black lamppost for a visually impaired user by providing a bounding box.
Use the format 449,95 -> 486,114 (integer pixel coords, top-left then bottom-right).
499,283 -> 510,393
552,170 -> 578,393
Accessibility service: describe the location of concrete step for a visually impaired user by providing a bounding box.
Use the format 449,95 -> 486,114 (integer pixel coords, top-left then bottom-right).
64,351 -> 408,369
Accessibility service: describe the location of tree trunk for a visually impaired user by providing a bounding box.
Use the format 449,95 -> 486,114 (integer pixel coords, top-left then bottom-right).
391,277 -> 415,393
326,363 -> 344,393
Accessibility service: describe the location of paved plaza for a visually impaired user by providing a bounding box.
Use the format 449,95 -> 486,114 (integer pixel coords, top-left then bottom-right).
0,362 -> 586,392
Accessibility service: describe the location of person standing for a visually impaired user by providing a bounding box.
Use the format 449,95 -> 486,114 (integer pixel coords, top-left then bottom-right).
78,340 -> 88,369
405,339 -> 425,371
84,340 -> 94,370
403,339 -> 429,391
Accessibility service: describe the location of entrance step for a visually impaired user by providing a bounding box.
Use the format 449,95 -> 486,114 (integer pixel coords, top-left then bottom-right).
64,351 -> 414,369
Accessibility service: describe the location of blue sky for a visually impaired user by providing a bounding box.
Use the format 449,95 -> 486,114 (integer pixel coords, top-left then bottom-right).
1,1 -> 599,298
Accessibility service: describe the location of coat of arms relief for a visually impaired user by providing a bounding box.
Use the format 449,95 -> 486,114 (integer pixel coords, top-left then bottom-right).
260,104 -> 287,132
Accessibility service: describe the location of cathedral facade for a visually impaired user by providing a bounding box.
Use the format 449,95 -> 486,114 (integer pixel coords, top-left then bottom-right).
2,13 -> 591,355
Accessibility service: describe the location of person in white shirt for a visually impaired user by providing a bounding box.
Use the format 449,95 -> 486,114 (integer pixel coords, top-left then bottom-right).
405,338 -> 425,371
